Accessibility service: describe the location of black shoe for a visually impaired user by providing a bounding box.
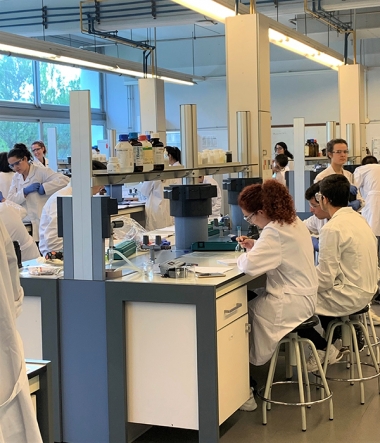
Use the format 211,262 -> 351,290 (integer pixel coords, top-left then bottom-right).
356,330 -> 365,352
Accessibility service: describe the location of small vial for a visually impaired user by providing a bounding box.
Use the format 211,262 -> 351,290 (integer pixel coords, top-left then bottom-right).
235,226 -> 243,252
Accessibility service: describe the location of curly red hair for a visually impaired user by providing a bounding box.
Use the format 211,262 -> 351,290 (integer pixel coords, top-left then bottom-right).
238,179 -> 296,225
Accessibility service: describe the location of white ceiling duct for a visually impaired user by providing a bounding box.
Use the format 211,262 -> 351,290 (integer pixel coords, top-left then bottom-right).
321,0 -> 380,12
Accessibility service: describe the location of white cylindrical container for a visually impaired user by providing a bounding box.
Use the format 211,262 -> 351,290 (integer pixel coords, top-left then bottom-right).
115,135 -> 134,173
107,157 -> 121,173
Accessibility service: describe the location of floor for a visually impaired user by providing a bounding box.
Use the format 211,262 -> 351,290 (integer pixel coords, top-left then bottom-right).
135,305 -> 380,443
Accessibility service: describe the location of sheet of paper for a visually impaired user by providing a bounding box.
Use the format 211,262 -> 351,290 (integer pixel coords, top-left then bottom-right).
194,266 -> 234,274
217,258 -> 239,265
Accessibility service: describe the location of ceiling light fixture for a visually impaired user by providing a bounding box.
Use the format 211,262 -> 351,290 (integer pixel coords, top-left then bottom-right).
0,30 -> 198,85
268,28 -> 344,70
171,0 -> 236,23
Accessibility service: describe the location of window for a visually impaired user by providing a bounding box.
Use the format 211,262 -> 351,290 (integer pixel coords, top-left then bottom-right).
0,121 -> 39,152
0,56 -> 34,103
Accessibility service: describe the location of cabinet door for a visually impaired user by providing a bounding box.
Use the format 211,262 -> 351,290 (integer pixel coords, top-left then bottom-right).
217,314 -> 250,424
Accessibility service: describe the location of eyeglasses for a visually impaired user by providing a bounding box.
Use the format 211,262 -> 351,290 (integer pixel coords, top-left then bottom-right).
32,147 -> 42,153
8,158 -> 25,169
309,202 -> 320,209
314,192 -> 324,203
331,150 -> 349,155
243,212 -> 255,223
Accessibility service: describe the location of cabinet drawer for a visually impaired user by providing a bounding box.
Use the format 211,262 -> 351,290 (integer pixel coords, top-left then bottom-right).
216,285 -> 247,330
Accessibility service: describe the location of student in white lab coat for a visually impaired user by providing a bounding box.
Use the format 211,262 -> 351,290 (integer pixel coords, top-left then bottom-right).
31,140 -> 49,167
165,146 -> 181,167
0,197 -> 40,262
7,144 -> 69,241
314,138 -> 362,211
0,218 -> 43,442
139,180 -> 173,231
198,175 -> 222,219
0,152 -> 14,198
236,180 -> 318,366
303,182 -> 329,251
298,175 -> 378,371
271,154 -> 288,187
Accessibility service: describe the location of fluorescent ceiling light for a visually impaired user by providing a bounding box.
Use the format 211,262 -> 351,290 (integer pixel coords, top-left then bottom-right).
0,30 -> 199,85
171,0 -> 236,23
268,28 -> 344,70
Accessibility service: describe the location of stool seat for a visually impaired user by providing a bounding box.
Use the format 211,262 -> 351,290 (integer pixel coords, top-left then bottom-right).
293,315 -> 319,331
349,305 -> 369,316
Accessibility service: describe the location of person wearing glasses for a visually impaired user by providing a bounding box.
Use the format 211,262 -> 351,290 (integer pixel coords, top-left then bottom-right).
298,174 -> 378,371
314,138 -> 362,211
274,142 -> 294,160
31,140 -> 49,167
235,180 -> 318,367
6,143 -> 69,242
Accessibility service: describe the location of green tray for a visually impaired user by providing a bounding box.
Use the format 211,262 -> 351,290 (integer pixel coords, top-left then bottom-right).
191,241 -> 237,252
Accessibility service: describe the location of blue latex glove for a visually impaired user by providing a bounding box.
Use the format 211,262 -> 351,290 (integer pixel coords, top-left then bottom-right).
0,191 -> 3,201
24,183 -> 40,196
38,184 -> 45,195
349,200 -> 360,211
350,184 -> 357,196
311,236 -> 319,252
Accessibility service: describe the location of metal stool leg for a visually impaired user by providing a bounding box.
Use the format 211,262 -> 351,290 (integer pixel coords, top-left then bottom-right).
262,341 -> 282,424
366,309 -> 380,364
293,338 -> 306,431
348,322 -> 365,404
299,342 -> 311,407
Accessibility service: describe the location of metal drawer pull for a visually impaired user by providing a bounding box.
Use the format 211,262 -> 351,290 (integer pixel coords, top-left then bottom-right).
224,303 -> 242,314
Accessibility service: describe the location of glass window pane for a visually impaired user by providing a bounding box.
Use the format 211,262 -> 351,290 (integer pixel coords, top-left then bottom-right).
39,63 -> 101,108
0,56 -> 34,103
0,121 -> 39,152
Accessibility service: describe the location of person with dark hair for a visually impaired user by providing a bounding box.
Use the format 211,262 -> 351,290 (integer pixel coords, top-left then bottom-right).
0,151 -> 14,199
271,153 -> 289,186
165,146 -> 181,166
314,138 -> 362,211
299,174 -> 378,371
31,140 -> 49,167
6,143 -> 69,242
235,180 -> 317,367
0,217 -> 43,442
274,141 -> 294,160
361,155 -> 378,165
38,160 -> 106,259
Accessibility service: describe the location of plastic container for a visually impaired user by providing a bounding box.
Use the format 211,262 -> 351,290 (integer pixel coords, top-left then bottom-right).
128,132 -> 143,173
115,134 -> 134,173
139,134 -> 153,171
107,157 -> 121,173
151,133 -> 165,171
226,151 -> 233,162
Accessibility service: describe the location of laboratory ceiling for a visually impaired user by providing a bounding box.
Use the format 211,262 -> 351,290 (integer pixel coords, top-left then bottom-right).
1,0 -> 380,69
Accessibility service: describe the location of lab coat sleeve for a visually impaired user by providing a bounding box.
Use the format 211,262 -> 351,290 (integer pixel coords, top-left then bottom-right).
7,176 -> 26,205
140,181 -> 154,198
237,228 -> 282,278
212,184 -> 222,218
40,168 -> 70,196
316,226 -> 341,291
303,216 -> 320,235
38,196 -> 62,257
3,199 -> 27,219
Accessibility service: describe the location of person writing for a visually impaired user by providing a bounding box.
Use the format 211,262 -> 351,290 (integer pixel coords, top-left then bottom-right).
6,143 -> 69,242
236,180 -> 318,367
0,217 -> 42,442
31,140 -> 49,167
297,175 -> 378,371
314,138 -> 362,211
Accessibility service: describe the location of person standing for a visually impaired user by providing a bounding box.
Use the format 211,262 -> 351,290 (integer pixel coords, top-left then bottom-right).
198,175 -> 222,219
0,217 -> 42,442
31,141 -> 49,167
274,142 -> 294,161
7,144 -> 69,241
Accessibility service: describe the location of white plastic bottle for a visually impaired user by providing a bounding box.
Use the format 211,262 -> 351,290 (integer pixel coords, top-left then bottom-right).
107,157 -> 121,173
115,134 -> 134,173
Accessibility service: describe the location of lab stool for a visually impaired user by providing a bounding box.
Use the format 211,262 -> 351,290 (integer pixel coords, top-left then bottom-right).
257,316 -> 333,432
362,305 -> 380,364
321,305 -> 380,405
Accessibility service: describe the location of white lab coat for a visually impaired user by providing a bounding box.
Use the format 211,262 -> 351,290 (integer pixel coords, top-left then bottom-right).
0,219 -> 42,443
272,170 -> 286,187
303,215 -> 327,235
7,164 -> 69,241
39,185 -> 72,257
0,201 -> 40,262
140,181 -> 172,231
0,172 -> 14,198
237,218 -> 318,365
34,157 -> 49,168
354,164 -> 380,236
317,207 -> 378,316
202,176 -> 222,218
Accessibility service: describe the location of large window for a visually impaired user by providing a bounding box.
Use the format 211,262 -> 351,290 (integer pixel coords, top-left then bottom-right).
0,56 -> 34,103
0,121 -> 39,152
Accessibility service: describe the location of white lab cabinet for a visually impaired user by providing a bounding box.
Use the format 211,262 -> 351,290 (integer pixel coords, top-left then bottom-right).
125,284 -> 250,430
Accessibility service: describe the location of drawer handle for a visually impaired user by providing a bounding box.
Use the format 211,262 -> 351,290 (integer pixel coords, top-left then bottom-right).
224,303 -> 242,315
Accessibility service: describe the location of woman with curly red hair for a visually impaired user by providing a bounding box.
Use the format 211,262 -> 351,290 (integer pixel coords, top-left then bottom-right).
236,180 -> 318,366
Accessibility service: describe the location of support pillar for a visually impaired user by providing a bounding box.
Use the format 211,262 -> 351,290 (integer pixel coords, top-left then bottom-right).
225,13 -> 272,179
338,64 -> 366,161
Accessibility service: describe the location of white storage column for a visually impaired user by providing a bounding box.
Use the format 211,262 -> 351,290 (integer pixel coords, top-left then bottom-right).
225,13 -> 272,179
293,117 -> 306,212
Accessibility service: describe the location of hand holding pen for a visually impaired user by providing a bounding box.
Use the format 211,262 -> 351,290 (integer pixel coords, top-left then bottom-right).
235,235 -> 255,252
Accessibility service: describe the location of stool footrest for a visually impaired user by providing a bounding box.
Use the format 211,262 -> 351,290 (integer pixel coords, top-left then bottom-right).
314,361 -> 380,383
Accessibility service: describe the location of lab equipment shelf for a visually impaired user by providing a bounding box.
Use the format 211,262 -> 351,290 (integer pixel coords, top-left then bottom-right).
91,162 -> 256,186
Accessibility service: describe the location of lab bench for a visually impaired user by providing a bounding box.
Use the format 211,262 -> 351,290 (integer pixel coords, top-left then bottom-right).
114,203 -> 146,228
